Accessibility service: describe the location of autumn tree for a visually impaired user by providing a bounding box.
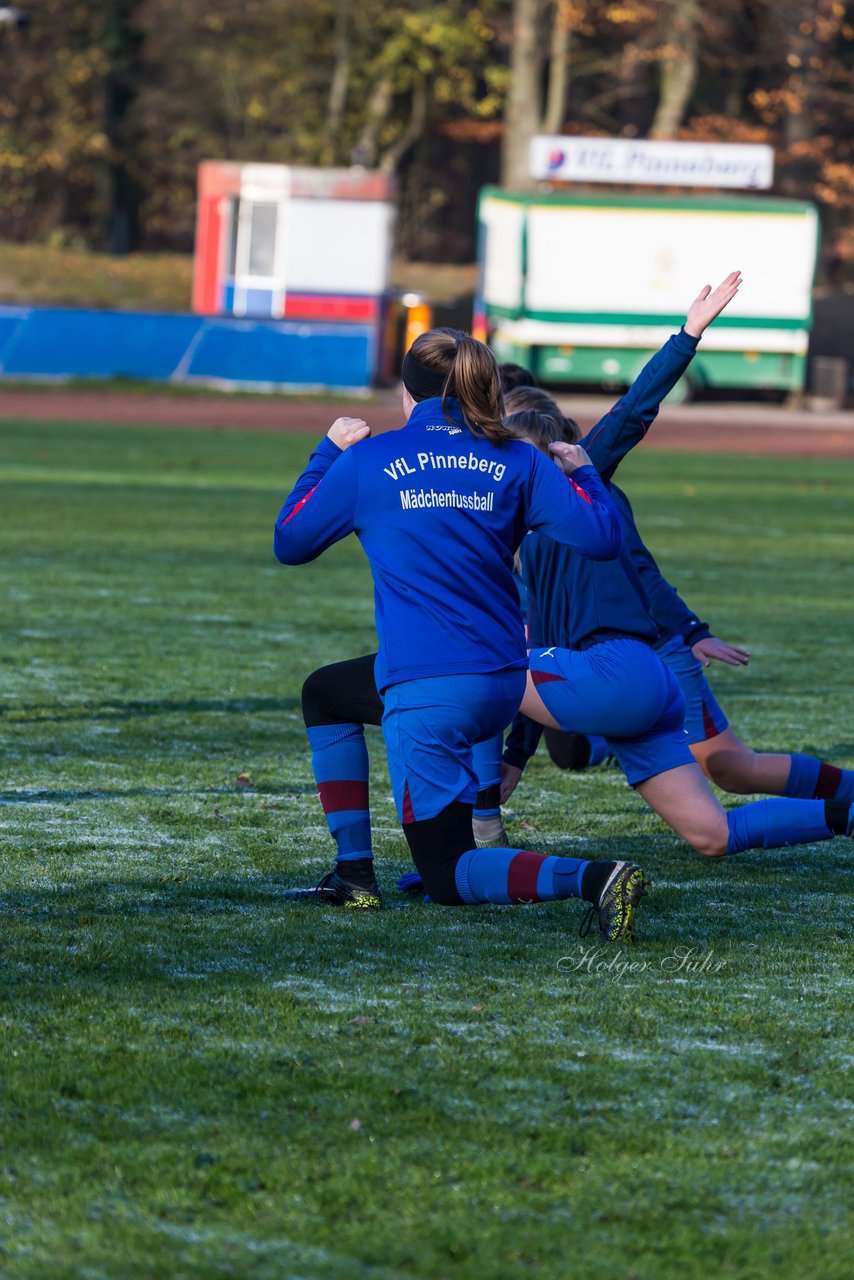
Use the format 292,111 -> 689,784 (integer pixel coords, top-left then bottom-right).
0,0 -> 853,276
501,1 -> 589,188
0,4 -> 110,244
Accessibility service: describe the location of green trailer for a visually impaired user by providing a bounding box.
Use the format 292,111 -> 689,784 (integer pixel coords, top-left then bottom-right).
474,188 -> 820,399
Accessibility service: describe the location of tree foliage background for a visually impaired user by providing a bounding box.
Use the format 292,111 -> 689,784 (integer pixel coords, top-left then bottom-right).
0,0 -> 852,278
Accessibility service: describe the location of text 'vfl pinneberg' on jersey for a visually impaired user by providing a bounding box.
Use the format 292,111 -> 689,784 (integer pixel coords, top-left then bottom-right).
383,447 -> 508,513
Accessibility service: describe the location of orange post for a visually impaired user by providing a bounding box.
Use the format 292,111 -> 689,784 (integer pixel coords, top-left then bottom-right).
403,299 -> 433,353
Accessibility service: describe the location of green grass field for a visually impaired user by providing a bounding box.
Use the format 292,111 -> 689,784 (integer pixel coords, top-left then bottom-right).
1,418 -> 852,1279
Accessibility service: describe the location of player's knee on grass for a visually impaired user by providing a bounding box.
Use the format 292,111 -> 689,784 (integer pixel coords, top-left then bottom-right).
639,762 -> 732,857
544,727 -> 591,771
662,799 -> 729,857
675,796 -> 730,856
689,828 -> 730,858
403,800 -> 474,906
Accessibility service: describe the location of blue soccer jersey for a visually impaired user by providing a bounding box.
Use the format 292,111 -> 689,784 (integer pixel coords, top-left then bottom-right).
274,397 -> 621,690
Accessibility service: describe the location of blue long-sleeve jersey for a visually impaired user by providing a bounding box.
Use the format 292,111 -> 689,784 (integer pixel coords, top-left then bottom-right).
505,484 -> 711,769
274,397 -> 621,691
523,328 -> 699,652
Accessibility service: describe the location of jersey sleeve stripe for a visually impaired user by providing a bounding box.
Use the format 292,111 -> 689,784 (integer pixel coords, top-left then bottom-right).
280,484 -> 319,525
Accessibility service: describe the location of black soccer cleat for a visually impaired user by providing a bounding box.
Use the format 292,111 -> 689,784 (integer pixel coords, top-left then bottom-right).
579,861 -> 647,942
283,867 -> 383,910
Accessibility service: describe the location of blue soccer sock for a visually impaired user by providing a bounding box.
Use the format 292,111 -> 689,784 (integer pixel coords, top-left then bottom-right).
453,847 -> 593,905
305,722 -> 373,864
726,797 -> 852,854
472,733 -> 504,818
784,752 -> 854,803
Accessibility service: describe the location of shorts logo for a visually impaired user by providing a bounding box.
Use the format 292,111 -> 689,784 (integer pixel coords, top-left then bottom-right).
540,647 -> 557,658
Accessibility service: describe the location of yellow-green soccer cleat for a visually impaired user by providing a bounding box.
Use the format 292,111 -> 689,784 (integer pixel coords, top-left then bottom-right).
283,867 -> 383,910
579,861 -> 647,942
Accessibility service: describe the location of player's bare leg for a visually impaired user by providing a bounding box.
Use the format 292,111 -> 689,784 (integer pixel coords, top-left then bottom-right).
693,727 -> 815,795
636,764 -> 730,857
521,676 -> 852,859
519,676 -> 562,729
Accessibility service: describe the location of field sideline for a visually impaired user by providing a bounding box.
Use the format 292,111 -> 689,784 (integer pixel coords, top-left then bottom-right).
1,387 -> 854,458
1,416 -> 852,1279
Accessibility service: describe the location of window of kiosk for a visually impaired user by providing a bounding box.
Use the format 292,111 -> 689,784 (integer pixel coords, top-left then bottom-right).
231,199 -> 287,318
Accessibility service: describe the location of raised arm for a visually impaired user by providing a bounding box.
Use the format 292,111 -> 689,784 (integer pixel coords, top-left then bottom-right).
580,271 -> 742,482
273,417 -> 369,565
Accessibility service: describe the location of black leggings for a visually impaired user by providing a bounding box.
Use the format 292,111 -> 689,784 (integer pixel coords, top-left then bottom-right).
301,653 -> 383,728
400,801 -> 473,905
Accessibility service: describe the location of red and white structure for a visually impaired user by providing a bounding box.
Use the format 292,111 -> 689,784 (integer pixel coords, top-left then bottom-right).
193,163 -> 395,326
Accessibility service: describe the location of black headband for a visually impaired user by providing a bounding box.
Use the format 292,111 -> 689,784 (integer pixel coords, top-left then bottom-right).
401,349 -> 449,401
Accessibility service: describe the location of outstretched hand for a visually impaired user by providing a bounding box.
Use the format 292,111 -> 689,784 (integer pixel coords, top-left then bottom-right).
692,635 -> 751,668
327,417 -> 371,450
684,270 -> 742,338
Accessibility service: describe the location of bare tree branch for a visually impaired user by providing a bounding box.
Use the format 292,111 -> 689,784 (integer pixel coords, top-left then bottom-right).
543,0 -> 571,135
649,0 -> 700,139
325,0 -> 351,161
380,79 -> 428,173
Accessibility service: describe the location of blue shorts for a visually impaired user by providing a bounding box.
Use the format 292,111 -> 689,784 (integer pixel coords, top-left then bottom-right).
529,638 -> 693,786
382,669 -> 527,824
655,634 -> 729,745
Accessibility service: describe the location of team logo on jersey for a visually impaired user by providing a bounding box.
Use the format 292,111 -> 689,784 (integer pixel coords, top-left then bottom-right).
426,424 -> 463,435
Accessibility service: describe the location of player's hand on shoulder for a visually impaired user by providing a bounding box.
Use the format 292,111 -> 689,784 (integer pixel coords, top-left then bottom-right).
684,270 -> 742,338
548,441 -> 593,474
327,417 -> 371,450
692,635 -> 750,668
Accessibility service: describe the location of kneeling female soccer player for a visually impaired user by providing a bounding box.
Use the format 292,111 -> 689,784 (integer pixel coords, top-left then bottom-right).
499,398 -> 854,864
273,327 -> 648,940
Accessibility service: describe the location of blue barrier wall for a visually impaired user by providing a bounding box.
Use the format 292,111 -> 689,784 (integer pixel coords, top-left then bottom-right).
0,306 -> 378,391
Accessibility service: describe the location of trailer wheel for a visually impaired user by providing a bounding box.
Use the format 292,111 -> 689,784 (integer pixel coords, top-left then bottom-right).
663,373 -> 694,406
